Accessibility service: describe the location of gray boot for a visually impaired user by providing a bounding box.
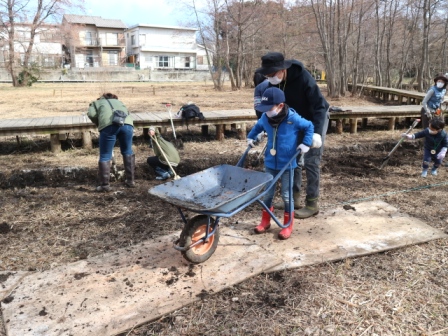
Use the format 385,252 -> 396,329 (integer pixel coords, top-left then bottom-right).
273,191 -> 301,210
96,161 -> 111,192
123,154 -> 136,188
294,197 -> 319,219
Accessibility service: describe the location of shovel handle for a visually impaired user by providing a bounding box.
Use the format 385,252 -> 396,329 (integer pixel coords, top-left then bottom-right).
388,118 -> 420,155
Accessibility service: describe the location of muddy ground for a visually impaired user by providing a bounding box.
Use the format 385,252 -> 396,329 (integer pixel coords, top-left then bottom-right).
0,117 -> 447,335
0,82 -> 447,335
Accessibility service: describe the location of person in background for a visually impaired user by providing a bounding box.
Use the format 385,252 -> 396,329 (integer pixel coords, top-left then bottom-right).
247,87 -> 314,240
421,74 -> 448,129
253,72 -> 268,119
402,117 -> 448,177
255,52 -> 329,219
147,127 -> 180,180
87,93 -> 135,191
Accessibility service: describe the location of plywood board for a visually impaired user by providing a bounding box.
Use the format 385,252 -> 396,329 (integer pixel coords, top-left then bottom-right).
2,201 -> 446,336
230,200 -> 447,272
2,230 -> 282,336
0,271 -> 30,301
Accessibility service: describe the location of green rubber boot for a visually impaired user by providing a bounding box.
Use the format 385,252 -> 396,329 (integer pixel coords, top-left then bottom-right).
294,197 -> 319,219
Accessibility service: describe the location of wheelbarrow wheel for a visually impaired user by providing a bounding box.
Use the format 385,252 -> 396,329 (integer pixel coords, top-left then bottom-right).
179,215 -> 220,264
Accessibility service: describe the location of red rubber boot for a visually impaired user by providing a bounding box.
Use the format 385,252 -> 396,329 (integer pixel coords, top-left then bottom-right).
254,207 -> 274,234
278,212 -> 294,240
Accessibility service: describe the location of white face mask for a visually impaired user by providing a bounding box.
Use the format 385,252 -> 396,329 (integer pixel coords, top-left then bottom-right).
436,82 -> 444,89
428,128 -> 438,135
267,75 -> 282,85
266,108 -> 279,118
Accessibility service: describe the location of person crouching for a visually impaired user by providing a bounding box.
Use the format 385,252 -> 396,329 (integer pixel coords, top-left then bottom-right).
147,127 -> 180,180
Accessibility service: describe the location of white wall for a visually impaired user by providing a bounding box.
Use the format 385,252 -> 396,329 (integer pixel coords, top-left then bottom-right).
125,25 -> 210,70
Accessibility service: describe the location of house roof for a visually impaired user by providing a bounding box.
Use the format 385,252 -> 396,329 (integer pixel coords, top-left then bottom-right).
63,14 -> 127,29
126,23 -> 197,31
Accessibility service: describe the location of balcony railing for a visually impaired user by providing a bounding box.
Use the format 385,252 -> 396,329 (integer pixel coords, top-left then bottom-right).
80,35 -> 125,47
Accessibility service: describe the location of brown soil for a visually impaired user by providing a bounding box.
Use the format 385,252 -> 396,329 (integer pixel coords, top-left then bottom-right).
0,83 -> 447,336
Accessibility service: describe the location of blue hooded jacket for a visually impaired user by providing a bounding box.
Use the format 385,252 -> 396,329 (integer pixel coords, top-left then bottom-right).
247,107 -> 314,170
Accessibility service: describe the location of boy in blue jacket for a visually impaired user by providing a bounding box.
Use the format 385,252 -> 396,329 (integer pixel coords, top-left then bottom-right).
402,117 -> 448,177
247,87 -> 314,240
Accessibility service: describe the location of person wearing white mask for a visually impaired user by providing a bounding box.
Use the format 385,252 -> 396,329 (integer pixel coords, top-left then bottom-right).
254,52 -> 329,219
247,87 -> 314,240
402,117 -> 448,177
421,74 -> 448,129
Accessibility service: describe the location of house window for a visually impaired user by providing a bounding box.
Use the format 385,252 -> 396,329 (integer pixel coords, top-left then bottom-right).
86,50 -> 94,67
85,32 -> 93,46
197,56 -> 203,65
185,56 -> 190,68
158,56 -> 169,67
16,31 -> 31,42
131,35 -> 136,45
107,33 -> 118,45
108,51 -> 118,65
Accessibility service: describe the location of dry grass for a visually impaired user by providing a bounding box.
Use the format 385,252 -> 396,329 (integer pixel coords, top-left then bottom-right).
0,82 -> 378,120
0,83 -> 447,336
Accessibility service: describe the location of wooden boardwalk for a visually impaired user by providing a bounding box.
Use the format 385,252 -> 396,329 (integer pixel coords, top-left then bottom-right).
0,105 -> 423,152
349,84 -> 426,105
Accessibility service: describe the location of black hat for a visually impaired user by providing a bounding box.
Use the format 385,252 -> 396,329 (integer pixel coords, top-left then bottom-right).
434,74 -> 448,83
255,52 -> 293,75
257,87 -> 286,112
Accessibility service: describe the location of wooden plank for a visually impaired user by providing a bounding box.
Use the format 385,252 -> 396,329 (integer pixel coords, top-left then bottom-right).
129,113 -> 144,121
0,103 -> 424,139
0,119 -> 21,129
34,117 -> 54,127
142,112 -> 164,121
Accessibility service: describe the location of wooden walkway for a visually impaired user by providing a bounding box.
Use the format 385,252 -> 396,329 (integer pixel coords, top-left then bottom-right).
349,84 -> 426,105
0,105 -> 423,152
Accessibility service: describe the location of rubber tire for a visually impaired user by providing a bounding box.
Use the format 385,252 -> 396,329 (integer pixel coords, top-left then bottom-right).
179,215 -> 220,264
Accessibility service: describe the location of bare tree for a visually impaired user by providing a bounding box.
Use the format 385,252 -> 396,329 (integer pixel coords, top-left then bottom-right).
0,0 -> 83,86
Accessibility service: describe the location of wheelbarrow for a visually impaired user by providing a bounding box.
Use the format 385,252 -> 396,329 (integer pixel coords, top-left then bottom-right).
148,145 -> 302,264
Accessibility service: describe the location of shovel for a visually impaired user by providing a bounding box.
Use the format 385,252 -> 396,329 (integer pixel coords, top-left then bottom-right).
253,142 -> 267,166
165,103 -> 184,149
379,118 -> 420,169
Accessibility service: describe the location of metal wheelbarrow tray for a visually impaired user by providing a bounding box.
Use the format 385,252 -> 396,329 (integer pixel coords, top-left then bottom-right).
149,164 -> 273,213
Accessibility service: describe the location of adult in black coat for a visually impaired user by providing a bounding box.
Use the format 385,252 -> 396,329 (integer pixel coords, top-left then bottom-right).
255,52 -> 329,218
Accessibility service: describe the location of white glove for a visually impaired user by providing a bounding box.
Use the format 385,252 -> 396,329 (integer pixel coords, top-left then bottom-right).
437,147 -> 447,160
247,139 -> 255,148
256,131 -> 265,142
311,133 -> 322,148
401,133 -> 413,140
298,143 -> 310,153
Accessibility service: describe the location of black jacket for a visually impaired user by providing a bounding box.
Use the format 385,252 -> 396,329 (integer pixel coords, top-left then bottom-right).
413,129 -> 448,152
255,60 -> 329,135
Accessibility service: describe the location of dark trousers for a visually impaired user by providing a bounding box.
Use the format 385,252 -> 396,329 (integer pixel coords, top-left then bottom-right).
147,156 -> 169,172
422,148 -> 442,169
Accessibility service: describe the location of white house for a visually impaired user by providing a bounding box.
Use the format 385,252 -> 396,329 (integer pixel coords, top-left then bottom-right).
0,23 -> 63,68
125,24 -> 210,71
